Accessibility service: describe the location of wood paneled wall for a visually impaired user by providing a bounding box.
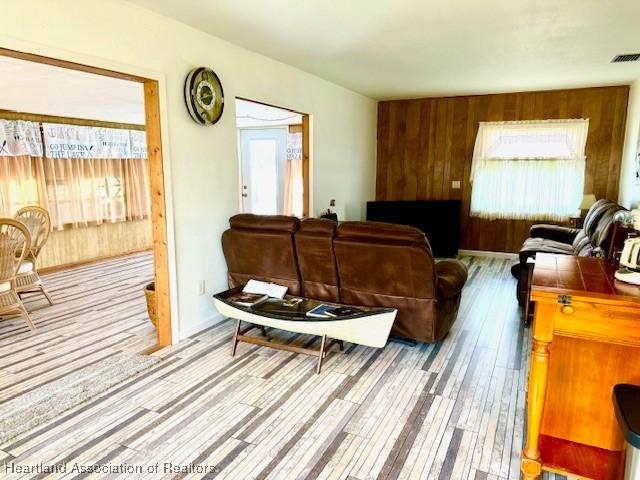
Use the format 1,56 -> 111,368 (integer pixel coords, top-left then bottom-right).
38,219 -> 152,270
376,86 -> 629,253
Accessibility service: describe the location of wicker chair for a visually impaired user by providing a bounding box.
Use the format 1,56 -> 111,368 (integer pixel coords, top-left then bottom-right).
14,206 -> 53,305
0,219 -> 35,329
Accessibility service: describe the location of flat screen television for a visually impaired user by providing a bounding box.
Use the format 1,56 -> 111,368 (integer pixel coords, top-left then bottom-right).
366,200 -> 461,257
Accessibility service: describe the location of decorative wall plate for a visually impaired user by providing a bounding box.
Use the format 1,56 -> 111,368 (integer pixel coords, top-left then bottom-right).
184,67 -> 224,125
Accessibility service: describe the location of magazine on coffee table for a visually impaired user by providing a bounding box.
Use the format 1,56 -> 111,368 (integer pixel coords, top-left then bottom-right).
306,304 -> 336,318
229,292 -> 269,307
306,304 -> 364,318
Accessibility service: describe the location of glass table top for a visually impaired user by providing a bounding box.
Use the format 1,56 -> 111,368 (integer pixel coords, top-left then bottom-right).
214,287 -> 394,322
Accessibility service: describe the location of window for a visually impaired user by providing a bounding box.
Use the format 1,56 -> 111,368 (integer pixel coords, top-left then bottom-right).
0,120 -> 150,229
469,119 -> 589,222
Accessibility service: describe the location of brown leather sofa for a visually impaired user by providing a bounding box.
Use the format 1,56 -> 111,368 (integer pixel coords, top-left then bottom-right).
221,214 -> 468,344
513,199 -> 627,304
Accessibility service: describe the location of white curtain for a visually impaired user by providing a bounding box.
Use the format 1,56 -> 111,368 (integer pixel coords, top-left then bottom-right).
0,120 -> 46,216
41,123 -> 151,229
470,119 -> 589,222
0,120 -> 150,229
283,132 -> 303,217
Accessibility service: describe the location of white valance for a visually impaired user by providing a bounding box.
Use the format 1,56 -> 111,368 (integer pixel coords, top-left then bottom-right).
129,130 -> 148,159
43,123 -> 146,159
0,120 -> 43,157
470,119 -> 589,222
471,119 -> 589,166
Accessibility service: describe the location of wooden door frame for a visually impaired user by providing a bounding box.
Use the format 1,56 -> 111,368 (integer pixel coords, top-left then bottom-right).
302,114 -> 310,217
0,46 -> 174,348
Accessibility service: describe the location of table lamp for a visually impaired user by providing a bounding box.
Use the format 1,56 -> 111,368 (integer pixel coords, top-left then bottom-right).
569,194 -> 597,228
579,194 -> 597,213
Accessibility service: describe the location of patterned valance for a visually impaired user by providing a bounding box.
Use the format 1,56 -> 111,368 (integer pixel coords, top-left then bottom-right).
0,120 -> 43,157
42,123 -> 147,159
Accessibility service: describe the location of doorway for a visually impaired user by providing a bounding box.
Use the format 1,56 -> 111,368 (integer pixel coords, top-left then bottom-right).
236,98 -> 309,217
240,127 -> 287,214
0,47 -> 172,349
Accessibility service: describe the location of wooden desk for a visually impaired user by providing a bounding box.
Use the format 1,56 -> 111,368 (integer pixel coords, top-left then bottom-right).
521,254 -> 640,480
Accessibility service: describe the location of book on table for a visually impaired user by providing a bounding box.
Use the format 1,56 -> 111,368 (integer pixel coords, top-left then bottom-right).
243,279 -> 287,299
229,279 -> 289,307
306,304 -> 336,318
229,292 -> 269,307
306,304 -> 364,318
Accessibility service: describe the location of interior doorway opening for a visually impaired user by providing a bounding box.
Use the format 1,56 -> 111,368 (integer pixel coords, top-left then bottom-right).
235,98 -> 309,217
0,47 -> 172,350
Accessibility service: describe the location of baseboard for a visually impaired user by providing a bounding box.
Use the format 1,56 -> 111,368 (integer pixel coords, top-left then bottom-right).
459,249 -> 518,260
39,247 -> 152,274
178,312 -> 227,340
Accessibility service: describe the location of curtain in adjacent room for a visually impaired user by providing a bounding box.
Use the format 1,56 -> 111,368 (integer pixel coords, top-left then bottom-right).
42,156 -> 128,228
0,120 -> 46,217
469,119 -> 589,222
283,131 -> 303,217
41,123 -> 151,229
0,119 -> 150,230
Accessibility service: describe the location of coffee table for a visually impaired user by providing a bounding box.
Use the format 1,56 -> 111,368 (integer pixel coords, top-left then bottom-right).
213,287 -> 397,373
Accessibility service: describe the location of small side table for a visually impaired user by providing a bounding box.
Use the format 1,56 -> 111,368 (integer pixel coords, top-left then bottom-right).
568,216 -> 583,228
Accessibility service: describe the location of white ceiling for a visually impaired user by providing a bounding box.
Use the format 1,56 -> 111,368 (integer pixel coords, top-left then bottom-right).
0,56 -> 145,124
128,0 -> 640,99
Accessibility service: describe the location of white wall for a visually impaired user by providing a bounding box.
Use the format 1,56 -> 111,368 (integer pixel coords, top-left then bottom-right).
0,0 -> 377,340
619,78 -> 640,210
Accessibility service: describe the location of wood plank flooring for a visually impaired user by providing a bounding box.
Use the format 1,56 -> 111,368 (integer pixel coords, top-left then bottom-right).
0,254 -> 574,479
0,252 -> 156,404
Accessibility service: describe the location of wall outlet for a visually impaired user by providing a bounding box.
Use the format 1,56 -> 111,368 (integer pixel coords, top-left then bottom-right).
451,180 -> 461,189
198,280 -> 206,296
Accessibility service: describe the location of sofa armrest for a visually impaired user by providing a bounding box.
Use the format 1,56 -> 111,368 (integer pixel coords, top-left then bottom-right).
435,260 -> 468,299
529,224 -> 580,244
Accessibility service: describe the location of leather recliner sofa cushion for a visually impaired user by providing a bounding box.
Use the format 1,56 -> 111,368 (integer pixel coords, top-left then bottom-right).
294,218 -> 340,302
222,214 -> 302,295
334,221 -> 467,343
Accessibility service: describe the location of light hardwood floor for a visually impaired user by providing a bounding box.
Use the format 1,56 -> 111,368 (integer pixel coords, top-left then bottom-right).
0,254 -> 574,479
0,253 -> 156,403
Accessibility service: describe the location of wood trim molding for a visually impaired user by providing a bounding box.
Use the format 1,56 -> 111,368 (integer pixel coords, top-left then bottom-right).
0,109 -> 145,131
144,80 -> 172,347
302,114 -> 310,217
39,247 -> 152,274
0,47 -> 147,83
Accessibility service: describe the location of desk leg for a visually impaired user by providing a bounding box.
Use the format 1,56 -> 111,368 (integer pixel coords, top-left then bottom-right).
523,261 -> 535,324
521,337 -> 551,479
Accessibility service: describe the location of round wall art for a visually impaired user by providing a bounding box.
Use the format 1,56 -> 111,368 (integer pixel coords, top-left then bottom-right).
184,67 -> 224,125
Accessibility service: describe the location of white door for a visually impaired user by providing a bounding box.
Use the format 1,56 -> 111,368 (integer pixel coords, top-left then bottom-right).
239,128 -> 288,215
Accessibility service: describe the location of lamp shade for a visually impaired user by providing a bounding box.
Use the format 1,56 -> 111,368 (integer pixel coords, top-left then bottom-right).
579,194 -> 597,210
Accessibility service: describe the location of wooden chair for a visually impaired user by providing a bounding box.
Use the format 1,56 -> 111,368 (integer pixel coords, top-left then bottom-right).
14,206 -> 53,305
0,219 -> 35,330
